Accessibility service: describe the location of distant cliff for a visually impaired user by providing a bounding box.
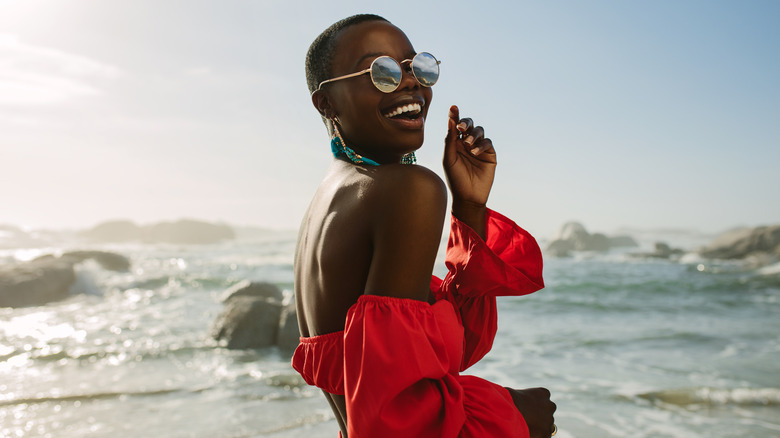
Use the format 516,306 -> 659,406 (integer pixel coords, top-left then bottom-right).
81,219 -> 235,244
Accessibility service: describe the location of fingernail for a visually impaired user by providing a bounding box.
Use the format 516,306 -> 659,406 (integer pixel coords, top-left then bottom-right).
457,122 -> 467,132
464,135 -> 474,145
470,147 -> 480,155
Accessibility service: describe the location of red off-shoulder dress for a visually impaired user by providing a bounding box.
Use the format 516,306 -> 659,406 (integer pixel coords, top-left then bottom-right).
292,209 -> 544,437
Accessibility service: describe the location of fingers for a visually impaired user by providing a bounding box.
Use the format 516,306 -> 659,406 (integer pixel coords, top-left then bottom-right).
446,105 -> 460,144
457,117 -> 473,135
462,125 -> 482,147
447,105 -> 495,157
464,126 -> 495,157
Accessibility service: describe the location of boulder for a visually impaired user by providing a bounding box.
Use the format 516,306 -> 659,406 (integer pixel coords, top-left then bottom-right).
277,303 -> 300,350
699,225 -> 780,260
212,282 -> 302,350
587,233 -> 611,252
0,250 -> 131,308
0,257 -> 76,307
609,235 -> 639,248
546,239 -> 574,258
211,296 -> 283,349
546,222 -> 627,255
651,242 -> 684,258
61,251 -> 131,271
630,241 -> 685,259
220,280 -> 284,303
555,222 -> 589,243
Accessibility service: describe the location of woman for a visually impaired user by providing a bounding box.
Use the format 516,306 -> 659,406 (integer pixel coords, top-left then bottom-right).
292,14 -> 557,438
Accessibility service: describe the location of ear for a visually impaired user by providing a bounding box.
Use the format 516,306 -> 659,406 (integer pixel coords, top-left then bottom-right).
311,90 -> 337,120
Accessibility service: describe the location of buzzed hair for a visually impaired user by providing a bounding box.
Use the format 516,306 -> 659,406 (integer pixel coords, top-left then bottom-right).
305,14 -> 389,95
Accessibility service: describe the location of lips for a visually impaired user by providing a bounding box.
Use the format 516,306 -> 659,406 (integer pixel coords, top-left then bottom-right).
383,102 -> 422,118
381,97 -> 426,130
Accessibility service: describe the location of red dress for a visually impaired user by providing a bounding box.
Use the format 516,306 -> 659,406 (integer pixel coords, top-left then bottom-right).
292,209 -> 545,437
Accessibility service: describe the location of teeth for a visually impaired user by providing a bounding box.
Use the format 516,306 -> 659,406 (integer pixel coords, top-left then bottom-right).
385,103 -> 422,118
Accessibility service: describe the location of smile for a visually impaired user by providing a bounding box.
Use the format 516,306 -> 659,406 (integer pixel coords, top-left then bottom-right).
383,102 -> 422,119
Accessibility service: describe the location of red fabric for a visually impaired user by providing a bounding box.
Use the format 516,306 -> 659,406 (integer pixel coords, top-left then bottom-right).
292,330 -> 344,395
291,208 -> 543,437
434,209 -> 544,369
343,295 -> 528,437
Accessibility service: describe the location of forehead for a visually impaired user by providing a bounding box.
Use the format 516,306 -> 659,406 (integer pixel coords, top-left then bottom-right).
331,21 -> 415,72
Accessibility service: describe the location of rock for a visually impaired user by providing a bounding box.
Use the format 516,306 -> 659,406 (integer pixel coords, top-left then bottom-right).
277,303 -> 300,350
609,235 -> 639,248
652,242 -> 684,258
81,220 -> 142,242
145,220 -> 234,244
0,257 -> 76,307
546,239 -> 573,257
546,222 -> 628,255
700,225 -> 780,260
630,241 -> 685,259
555,222 -> 589,243
212,282 -> 301,350
61,251 -> 131,271
0,250 -> 131,307
587,233 -> 610,252
82,219 -> 235,244
220,280 -> 284,303
211,296 -> 283,349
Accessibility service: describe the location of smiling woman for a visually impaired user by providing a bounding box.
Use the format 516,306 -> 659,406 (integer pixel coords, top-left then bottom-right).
291,14 -> 557,438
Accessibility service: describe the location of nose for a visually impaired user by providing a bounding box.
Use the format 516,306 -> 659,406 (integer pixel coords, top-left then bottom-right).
396,61 -> 419,91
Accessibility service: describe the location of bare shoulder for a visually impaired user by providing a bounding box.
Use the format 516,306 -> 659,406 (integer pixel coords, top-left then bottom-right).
363,164 -> 447,212
361,164 -> 448,301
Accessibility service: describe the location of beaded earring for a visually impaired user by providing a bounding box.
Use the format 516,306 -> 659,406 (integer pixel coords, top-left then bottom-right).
331,120 -> 380,166
330,118 -> 416,166
401,152 -> 417,165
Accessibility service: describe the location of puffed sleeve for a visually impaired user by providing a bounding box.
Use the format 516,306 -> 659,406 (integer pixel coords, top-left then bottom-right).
343,295 -> 528,437
431,208 -> 544,370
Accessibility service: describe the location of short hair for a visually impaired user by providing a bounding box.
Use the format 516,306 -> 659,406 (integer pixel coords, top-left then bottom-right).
305,14 -> 390,96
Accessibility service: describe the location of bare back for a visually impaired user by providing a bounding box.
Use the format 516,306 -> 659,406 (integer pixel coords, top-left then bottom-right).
294,159 -> 447,436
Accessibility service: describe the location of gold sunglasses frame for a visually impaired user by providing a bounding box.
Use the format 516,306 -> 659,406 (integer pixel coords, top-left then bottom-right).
314,52 -> 440,94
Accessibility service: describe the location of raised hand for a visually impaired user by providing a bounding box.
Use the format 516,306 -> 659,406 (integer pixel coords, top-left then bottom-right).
443,104 -> 497,207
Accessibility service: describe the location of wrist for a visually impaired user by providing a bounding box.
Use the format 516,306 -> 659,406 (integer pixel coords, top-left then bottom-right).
452,199 -> 487,240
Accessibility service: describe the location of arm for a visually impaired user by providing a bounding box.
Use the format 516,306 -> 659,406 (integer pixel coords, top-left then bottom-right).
437,208 -> 544,370
345,166 -> 529,437
443,104 -> 496,240
441,105 -> 558,438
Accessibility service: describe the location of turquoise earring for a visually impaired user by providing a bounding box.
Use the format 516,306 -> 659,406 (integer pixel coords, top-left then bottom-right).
330,118 -> 416,166
331,120 -> 380,166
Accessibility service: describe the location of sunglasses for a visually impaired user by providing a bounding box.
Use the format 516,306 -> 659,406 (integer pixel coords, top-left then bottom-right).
315,52 -> 440,94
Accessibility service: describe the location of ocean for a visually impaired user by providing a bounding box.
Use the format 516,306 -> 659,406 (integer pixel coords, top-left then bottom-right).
1,230 -> 778,437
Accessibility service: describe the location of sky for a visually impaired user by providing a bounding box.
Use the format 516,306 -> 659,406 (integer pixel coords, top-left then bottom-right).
1,0 -> 778,239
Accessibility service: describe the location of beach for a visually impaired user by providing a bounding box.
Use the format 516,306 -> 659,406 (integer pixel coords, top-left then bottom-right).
1,231 -> 779,437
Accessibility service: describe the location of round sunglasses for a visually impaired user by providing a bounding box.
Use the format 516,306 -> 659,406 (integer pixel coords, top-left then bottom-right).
315,52 -> 440,94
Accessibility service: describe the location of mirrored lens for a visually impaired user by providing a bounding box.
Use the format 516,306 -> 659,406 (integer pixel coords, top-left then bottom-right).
412,52 -> 439,87
370,56 -> 402,93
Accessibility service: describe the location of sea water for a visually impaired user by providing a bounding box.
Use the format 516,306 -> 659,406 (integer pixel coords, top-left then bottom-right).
1,233 -> 778,437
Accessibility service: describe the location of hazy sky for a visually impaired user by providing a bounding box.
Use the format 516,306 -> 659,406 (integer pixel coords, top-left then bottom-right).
1,0 -> 778,238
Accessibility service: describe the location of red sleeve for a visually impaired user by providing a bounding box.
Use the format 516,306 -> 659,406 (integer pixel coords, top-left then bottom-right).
343,295 -> 528,437
432,208 -> 544,370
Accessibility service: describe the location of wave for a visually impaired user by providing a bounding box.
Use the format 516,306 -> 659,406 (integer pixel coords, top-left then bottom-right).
638,387 -> 780,407
0,387 -> 187,407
